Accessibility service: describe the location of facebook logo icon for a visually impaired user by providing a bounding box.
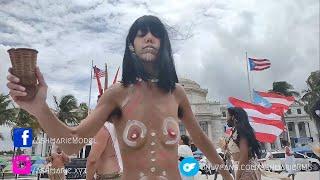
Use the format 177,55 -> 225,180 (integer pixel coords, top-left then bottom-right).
13,128 -> 33,147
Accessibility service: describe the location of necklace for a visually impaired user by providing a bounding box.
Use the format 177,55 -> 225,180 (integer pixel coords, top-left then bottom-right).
136,77 -> 159,83
150,79 -> 159,83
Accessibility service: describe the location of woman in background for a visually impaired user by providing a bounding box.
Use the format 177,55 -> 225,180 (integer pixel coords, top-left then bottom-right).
284,141 -> 296,180
225,107 -> 262,180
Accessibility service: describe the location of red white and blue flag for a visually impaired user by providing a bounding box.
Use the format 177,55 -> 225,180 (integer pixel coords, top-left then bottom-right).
228,97 -> 285,143
248,58 -> 271,71
93,66 -> 106,79
253,90 -> 295,114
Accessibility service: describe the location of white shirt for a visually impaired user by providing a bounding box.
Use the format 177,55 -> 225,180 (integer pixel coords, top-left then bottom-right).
178,145 -> 193,157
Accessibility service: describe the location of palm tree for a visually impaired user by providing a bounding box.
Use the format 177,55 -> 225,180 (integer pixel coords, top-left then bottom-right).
77,102 -> 88,120
0,93 -> 43,156
269,81 -> 300,97
51,95 -> 86,154
0,93 -> 17,156
269,81 -> 300,144
301,70 -> 320,138
0,94 -> 16,126
53,95 -> 82,126
13,109 -> 42,135
10,108 -> 42,157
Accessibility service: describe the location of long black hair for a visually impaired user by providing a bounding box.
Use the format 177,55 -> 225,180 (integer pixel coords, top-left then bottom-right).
180,135 -> 190,146
121,15 -> 178,92
227,107 -> 261,158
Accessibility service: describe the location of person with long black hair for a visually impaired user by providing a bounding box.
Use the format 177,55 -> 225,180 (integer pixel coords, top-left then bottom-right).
7,15 -> 232,180
225,107 -> 262,180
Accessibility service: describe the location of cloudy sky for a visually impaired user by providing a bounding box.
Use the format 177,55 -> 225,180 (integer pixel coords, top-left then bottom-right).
0,0 -> 319,150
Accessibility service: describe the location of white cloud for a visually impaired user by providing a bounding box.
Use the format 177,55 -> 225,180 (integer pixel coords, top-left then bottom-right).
0,0 -> 318,106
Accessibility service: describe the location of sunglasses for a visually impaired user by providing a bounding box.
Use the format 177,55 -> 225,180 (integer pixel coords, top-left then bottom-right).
136,26 -> 164,39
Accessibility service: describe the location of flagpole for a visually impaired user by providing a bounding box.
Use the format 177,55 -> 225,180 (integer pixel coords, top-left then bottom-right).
88,60 -> 93,113
104,63 -> 108,90
245,52 -> 253,102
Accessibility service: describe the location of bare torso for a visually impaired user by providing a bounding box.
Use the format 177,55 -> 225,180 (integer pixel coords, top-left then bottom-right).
111,81 -> 182,180
96,127 -> 121,174
51,152 -> 68,168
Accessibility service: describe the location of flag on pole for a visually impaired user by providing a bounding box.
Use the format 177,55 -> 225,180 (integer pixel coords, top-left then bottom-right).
253,90 -> 295,114
253,91 -> 272,108
93,66 -> 104,95
228,97 -> 285,143
248,58 -> 271,71
93,66 -> 106,79
113,66 -> 120,84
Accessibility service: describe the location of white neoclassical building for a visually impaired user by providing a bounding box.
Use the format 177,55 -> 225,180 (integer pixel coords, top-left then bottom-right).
177,78 -> 319,152
178,78 -> 226,146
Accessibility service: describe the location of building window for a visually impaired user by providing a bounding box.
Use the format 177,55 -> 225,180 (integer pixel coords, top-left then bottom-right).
179,123 -> 186,135
32,146 -> 36,155
85,145 -> 91,158
199,121 -> 208,136
222,111 -> 226,117
288,122 -> 293,131
287,122 -> 295,137
297,109 -> 302,114
287,109 -> 292,114
298,122 -> 307,137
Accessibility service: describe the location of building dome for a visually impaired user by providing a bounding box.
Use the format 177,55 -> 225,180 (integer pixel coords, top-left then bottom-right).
178,77 -> 208,104
178,78 -> 201,89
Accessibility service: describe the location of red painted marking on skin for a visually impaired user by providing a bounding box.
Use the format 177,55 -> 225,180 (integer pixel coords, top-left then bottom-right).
123,85 -> 143,115
128,128 -> 141,140
167,128 -> 176,138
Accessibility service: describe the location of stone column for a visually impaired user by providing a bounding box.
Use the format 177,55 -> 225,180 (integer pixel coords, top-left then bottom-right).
309,120 -> 319,144
265,143 -> 271,151
82,147 -> 86,158
275,136 -> 282,150
208,122 -> 213,143
294,122 -> 300,138
41,132 -> 47,157
304,122 -> 310,137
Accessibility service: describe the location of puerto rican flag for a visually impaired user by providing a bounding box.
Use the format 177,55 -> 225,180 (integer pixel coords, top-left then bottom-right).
248,58 -> 271,71
253,90 -> 295,114
228,97 -> 285,143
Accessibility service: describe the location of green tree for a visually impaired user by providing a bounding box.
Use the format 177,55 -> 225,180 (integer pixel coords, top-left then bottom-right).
301,70 -> 320,137
0,94 -> 16,126
53,95 -> 85,126
0,93 -> 16,151
13,109 -> 42,136
269,81 -> 300,144
269,81 -> 300,97
10,108 -> 42,157
77,102 -> 88,120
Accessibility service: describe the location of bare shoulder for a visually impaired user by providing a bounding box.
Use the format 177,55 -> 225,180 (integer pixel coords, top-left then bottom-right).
173,83 -> 187,103
98,83 -> 127,107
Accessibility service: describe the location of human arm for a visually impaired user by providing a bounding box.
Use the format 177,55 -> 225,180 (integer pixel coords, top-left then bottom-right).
62,152 -> 70,164
86,127 -> 109,180
236,138 -> 249,180
46,156 -> 52,163
175,85 -> 233,180
7,67 -> 119,155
